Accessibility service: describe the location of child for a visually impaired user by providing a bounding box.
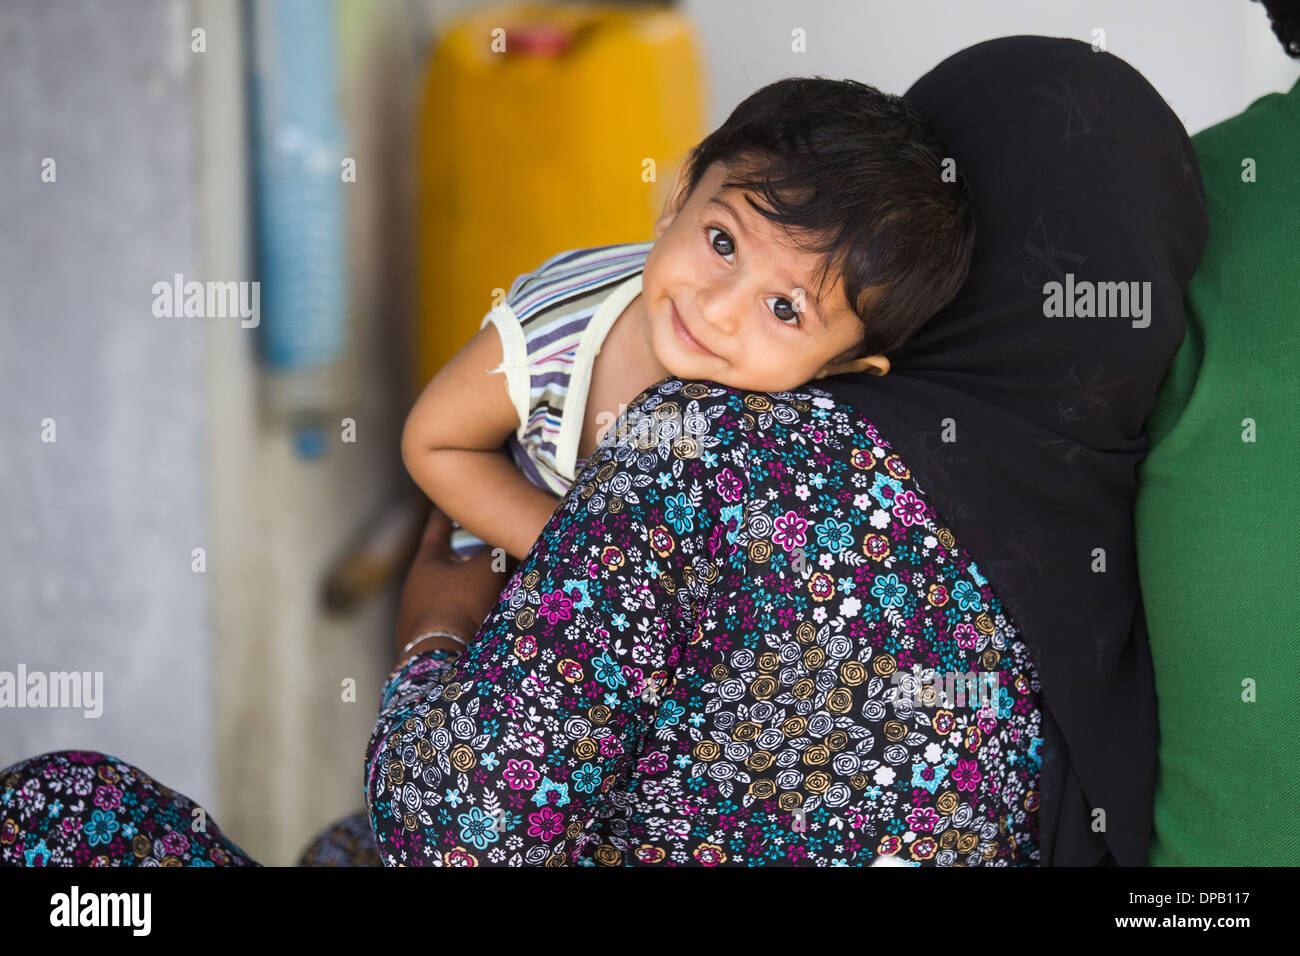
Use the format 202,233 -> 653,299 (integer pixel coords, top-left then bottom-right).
402,76 -> 974,562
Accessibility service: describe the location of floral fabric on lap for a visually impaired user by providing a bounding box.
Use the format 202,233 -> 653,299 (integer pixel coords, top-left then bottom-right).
367,379 -> 1043,866
1,750 -> 258,866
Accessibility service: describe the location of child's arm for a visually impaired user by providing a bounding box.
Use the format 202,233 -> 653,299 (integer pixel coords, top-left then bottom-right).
401,323 -> 562,562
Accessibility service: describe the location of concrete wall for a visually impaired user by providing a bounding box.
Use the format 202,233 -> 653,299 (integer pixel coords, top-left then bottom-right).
0,0 -> 215,809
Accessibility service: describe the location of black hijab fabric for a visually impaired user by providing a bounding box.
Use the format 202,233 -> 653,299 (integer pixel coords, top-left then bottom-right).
819,36 -> 1207,865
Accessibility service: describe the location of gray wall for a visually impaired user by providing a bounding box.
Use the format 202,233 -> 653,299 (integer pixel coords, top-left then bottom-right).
0,0 -> 212,800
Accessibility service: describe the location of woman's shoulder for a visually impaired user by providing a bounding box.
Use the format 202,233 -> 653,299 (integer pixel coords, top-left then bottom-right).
615,378 -> 893,453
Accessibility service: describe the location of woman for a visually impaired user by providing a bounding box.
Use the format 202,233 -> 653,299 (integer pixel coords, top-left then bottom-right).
0,35 -> 1205,866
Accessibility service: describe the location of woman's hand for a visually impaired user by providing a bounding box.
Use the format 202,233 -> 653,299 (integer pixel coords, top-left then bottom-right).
393,505 -> 517,666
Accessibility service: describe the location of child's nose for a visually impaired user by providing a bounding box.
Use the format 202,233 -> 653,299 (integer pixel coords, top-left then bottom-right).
696,291 -> 744,337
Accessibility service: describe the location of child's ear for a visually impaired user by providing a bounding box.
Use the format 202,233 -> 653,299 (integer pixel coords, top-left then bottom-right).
654,153 -> 695,238
814,353 -> 891,379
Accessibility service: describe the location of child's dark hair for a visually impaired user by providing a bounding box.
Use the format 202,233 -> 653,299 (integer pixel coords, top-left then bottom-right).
681,76 -> 974,360
1256,0 -> 1300,56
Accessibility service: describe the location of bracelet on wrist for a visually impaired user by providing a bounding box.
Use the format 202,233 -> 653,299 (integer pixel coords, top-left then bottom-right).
400,629 -> 469,658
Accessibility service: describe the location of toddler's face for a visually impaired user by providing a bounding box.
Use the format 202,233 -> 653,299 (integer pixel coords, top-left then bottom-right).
642,159 -> 885,392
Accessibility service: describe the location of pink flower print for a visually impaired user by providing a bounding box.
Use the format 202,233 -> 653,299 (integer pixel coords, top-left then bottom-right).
637,751 -> 669,774
93,785 -> 121,811
773,511 -> 808,551
161,831 -> 189,856
892,490 -> 928,526
528,806 -> 565,841
708,518 -> 739,559
906,807 -> 939,832
952,758 -> 981,793
716,467 -> 743,502
504,758 -> 540,790
539,588 -> 574,625
954,623 -> 978,650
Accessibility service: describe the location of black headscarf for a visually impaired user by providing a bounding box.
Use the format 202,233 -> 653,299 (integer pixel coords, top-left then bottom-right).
819,36 -> 1207,865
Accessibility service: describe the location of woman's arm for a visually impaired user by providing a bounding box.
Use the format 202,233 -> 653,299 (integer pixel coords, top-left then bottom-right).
366,380 -> 750,865
402,323 -> 560,561
391,506 -> 517,665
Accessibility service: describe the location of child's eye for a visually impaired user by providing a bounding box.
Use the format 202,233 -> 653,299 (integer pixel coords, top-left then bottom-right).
705,225 -> 735,260
765,296 -> 802,326
706,226 -> 803,328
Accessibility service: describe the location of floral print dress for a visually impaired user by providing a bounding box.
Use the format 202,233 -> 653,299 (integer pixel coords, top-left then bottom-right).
0,750 -> 259,867
365,380 -> 1044,866
0,379 -> 1043,867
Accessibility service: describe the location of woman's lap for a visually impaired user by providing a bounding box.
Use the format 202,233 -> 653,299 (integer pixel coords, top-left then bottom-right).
1,750 -> 260,866
1,750 -> 379,867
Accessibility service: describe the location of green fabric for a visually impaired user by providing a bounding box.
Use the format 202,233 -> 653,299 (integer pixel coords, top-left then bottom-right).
1135,75 -> 1300,866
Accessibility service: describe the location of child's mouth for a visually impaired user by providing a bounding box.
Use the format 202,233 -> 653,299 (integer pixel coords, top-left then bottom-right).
671,301 -> 719,357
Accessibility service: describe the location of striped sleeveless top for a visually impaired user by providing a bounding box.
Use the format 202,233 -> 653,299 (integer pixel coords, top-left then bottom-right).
449,240 -> 655,560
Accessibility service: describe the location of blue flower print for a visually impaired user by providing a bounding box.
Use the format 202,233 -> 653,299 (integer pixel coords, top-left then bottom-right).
592,651 -> 626,690
815,517 -> 854,553
532,777 -> 570,808
24,839 -> 50,866
869,473 -> 904,510
457,805 -> 502,850
952,579 -> 983,612
562,579 -> 593,612
664,492 -> 696,534
85,808 -> 119,847
872,572 -> 908,609
573,763 -> 602,794
998,687 -> 1014,719
655,698 -> 685,729
911,762 -> 949,794
720,503 -> 744,543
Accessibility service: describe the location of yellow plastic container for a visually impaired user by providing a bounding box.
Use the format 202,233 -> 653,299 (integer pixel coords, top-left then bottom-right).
413,1 -> 706,391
